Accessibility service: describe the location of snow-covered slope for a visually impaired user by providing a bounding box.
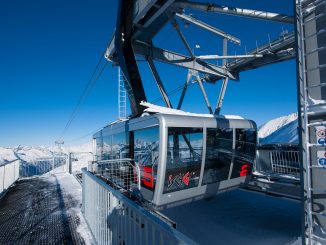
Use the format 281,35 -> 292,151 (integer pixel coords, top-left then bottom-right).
1,112 -> 300,165
259,113 -> 299,144
0,143 -> 92,167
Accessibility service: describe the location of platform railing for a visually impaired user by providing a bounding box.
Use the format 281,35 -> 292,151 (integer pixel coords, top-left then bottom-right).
19,156 -> 66,177
92,159 -> 141,194
0,161 -> 20,196
255,148 -> 300,179
270,151 -> 300,177
82,168 -> 196,245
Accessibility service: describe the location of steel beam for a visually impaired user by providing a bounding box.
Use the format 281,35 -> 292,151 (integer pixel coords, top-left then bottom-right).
143,0 -> 175,28
147,58 -> 173,108
170,17 -> 195,58
197,54 -> 263,60
215,38 -> 229,115
132,0 -> 176,40
115,0 -> 147,116
133,0 -> 158,24
177,72 -> 192,109
133,41 -> 236,79
175,12 -> 241,45
228,33 -> 295,72
174,0 -> 294,24
196,74 -> 213,114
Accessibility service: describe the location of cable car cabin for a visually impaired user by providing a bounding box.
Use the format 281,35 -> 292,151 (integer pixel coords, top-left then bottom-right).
92,113 -> 257,209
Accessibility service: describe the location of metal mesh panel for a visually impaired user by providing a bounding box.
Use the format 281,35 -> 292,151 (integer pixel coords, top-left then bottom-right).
93,159 -> 141,196
19,157 -> 67,177
270,151 -> 300,176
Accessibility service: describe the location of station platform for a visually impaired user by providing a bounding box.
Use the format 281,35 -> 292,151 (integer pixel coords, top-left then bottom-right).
0,173 -> 93,245
162,188 -> 302,245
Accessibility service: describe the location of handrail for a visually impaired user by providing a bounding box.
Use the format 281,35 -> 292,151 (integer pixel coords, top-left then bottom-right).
92,158 -> 141,191
82,168 -> 197,245
0,159 -> 20,168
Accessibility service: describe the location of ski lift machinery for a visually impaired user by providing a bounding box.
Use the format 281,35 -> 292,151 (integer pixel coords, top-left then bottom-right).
93,112 -> 257,209
94,0 -> 295,209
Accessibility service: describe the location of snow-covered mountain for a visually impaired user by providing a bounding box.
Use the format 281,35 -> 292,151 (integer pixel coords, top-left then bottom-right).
258,113 -> 299,144
0,112 -> 299,165
0,143 -> 92,166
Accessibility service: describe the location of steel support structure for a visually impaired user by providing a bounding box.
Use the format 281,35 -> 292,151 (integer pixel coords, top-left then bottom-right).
296,0 -> 326,243
114,0 -> 147,116
173,0 -> 294,24
147,58 -> 173,108
106,0 -> 296,117
215,38 -> 229,115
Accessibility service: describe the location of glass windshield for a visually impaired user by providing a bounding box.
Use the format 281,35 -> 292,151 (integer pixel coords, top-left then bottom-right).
164,127 -> 203,194
112,132 -> 130,159
134,127 -> 159,190
202,128 -> 233,185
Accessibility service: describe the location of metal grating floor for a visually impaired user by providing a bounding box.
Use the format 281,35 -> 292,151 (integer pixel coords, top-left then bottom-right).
0,177 -> 86,245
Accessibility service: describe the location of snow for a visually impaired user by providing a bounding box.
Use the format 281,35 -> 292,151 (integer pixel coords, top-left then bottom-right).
44,172 -> 94,244
258,112 -> 299,144
140,101 -> 244,119
0,143 -> 92,170
0,147 -> 17,165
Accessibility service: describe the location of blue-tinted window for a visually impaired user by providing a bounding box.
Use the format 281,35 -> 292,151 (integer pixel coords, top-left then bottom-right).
134,127 -> 159,190
235,128 -> 256,161
202,128 -> 233,185
95,137 -> 103,160
164,127 -> 203,194
102,136 -> 112,160
112,132 -> 129,159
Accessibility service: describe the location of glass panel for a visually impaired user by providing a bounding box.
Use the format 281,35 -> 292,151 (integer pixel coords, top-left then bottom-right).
95,137 -> 103,160
134,127 -> 159,190
231,157 -> 252,179
112,132 -> 129,159
164,127 -> 203,194
202,128 -> 233,185
102,136 -> 112,160
232,128 -> 256,179
235,128 -> 256,161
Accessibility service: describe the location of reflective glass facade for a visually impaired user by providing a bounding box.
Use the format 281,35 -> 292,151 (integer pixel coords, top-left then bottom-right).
134,127 -> 159,190
231,128 -> 257,178
164,127 -> 203,193
202,128 -> 233,185
96,132 -> 129,160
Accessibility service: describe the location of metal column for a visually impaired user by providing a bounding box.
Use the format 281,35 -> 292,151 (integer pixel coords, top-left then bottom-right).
296,0 -> 326,243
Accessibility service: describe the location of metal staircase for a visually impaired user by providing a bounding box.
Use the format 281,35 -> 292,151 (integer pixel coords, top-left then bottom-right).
296,0 -> 326,243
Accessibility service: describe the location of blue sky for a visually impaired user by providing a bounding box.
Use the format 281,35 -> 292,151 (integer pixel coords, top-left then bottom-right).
0,0 -> 296,147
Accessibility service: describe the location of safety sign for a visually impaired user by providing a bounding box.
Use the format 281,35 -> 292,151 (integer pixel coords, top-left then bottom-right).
317,151 -> 326,166
316,126 -> 326,145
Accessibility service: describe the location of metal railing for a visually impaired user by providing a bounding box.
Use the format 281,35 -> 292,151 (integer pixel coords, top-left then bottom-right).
92,159 -> 141,195
20,156 -> 67,177
82,168 -> 196,245
0,161 -> 20,196
255,147 -> 300,179
270,151 -> 300,176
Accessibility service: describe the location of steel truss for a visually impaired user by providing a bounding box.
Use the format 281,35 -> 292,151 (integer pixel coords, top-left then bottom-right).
105,0 -> 295,116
